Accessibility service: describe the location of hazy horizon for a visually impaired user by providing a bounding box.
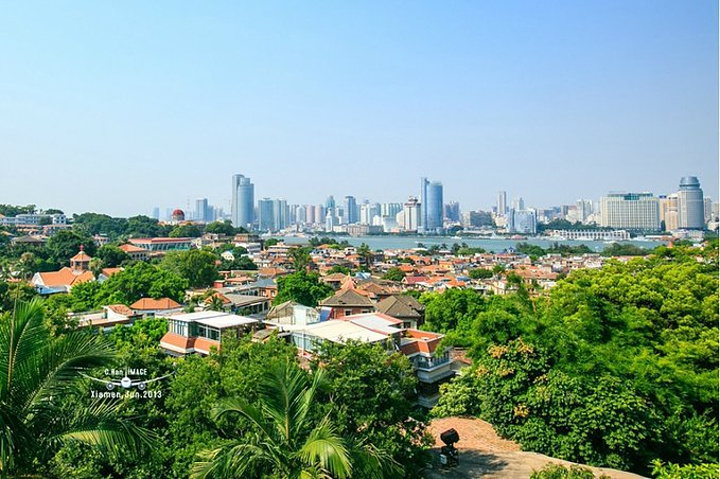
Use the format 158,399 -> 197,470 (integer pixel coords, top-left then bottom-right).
1,1 -> 717,217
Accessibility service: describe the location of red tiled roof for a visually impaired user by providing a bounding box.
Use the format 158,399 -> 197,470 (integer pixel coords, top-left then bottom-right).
130,297 -> 182,310
160,332 -> 195,353
105,304 -> 134,316
37,268 -> 94,288
118,244 -> 147,253
100,267 -> 123,277
193,337 -> 221,354
70,250 -> 92,262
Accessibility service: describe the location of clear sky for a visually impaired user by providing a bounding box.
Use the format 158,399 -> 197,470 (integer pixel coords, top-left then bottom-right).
1,1 -> 717,217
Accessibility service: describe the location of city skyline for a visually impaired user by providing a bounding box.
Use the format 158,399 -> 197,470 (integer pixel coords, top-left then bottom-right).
0,2 -> 717,216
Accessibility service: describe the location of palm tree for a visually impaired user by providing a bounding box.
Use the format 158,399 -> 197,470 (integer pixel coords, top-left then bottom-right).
207,294 -> 225,312
0,298 -> 153,475
356,243 -> 373,270
192,362 -> 353,479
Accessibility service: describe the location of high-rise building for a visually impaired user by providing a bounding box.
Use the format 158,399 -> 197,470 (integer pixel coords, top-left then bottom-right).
576,199 -> 593,223
497,191 -> 507,216
314,205 -> 325,225
600,193 -> 661,231
420,177 -> 443,233
359,203 -> 371,225
703,197 -> 712,225
296,205 -> 306,225
325,195 -> 336,211
381,203 -> 402,218
272,199 -> 288,231
403,196 -> 421,232
325,209 -> 337,231
257,198 -> 275,231
231,174 -> 254,230
195,198 -> 209,222
512,197 -> 525,211
344,196 -> 358,224
663,194 -> 679,231
509,209 -> 537,234
444,202 -> 460,222
676,176 -> 704,229
151,207 -> 160,220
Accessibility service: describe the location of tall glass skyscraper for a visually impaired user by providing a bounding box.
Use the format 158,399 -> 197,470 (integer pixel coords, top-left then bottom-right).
257,198 -> 275,231
231,174 -> 254,230
344,195 -> 358,224
677,176 -> 704,229
420,177 -> 443,233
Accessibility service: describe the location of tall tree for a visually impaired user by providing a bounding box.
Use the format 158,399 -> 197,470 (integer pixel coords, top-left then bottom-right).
0,299 -> 152,475
274,271 -> 333,307
191,361 -> 353,479
161,250 -> 219,289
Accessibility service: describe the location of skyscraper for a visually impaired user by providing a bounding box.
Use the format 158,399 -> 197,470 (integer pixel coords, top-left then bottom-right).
403,196 -> 421,232
497,191 -> 507,216
231,174 -> 254,230
195,198 -> 209,222
325,195 -> 336,211
420,177 -> 443,233
257,198 -> 274,231
344,196 -> 358,224
600,193 -> 661,231
273,199 -> 288,231
444,202 -> 460,222
677,176 -> 704,229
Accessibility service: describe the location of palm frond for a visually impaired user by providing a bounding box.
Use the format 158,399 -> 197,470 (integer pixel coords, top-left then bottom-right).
298,417 -> 352,479
13,331 -> 115,412
51,400 -> 156,462
347,439 -> 404,479
0,298 -> 47,398
191,442 -> 269,479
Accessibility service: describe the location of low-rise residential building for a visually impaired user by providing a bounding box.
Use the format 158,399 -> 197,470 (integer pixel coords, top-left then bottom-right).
375,294 -> 425,329
319,287 -> 375,319
130,297 -> 183,316
159,311 -> 259,356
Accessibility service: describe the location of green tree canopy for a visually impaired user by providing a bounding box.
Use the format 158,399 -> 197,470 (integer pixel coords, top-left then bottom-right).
0,299 -> 153,476
274,271 -> 333,307
382,267 -> 406,282
95,244 -> 130,267
94,261 -> 188,305
46,230 -> 97,266
161,250 -> 219,288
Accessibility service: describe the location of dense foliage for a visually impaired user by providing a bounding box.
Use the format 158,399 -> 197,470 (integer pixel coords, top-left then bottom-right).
274,271 -> 333,307
530,463 -> 609,479
430,244 -> 719,475
0,299 -> 153,476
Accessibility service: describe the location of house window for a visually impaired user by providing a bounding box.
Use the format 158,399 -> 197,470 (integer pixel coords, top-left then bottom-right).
344,309 -> 352,316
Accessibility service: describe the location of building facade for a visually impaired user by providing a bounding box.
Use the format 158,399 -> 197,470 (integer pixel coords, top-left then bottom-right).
600,193 -> 661,231
677,176 -> 704,230
231,174 -> 254,230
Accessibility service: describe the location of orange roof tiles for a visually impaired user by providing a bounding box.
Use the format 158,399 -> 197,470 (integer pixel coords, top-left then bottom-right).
105,304 -> 135,316
37,268 -> 94,288
130,297 -> 182,311
70,250 -> 92,262
119,244 -> 147,253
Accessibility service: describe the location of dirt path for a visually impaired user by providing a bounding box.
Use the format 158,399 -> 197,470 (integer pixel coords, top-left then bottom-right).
424,417 -> 648,479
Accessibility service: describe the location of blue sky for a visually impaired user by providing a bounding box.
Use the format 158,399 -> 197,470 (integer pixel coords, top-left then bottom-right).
0,1 -> 717,217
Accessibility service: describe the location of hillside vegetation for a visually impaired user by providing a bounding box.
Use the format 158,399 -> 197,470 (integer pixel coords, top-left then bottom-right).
428,243 -> 718,476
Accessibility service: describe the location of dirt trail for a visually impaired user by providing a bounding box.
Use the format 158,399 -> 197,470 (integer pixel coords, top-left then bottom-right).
424,417 -> 648,479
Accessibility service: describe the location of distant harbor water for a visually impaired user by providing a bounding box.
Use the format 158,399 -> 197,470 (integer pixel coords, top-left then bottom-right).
277,235 -> 666,253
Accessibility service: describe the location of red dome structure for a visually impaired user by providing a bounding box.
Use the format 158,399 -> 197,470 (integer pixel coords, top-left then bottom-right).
171,209 -> 185,222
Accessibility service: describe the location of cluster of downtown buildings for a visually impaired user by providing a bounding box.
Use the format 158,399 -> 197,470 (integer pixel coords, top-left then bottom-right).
141,174 -> 718,237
